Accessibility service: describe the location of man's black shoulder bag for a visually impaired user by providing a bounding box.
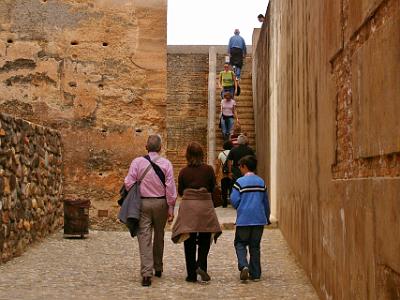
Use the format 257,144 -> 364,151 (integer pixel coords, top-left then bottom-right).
143,155 -> 166,187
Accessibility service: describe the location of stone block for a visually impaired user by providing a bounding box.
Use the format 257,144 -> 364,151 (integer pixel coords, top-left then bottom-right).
4,41 -> 41,61
374,180 -> 400,275
347,0 -> 382,39
352,16 -> 400,158
323,0 -> 343,59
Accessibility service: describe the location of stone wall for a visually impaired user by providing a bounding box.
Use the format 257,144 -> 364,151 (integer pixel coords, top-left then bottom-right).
0,113 -> 62,263
167,47 -> 209,176
166,46 -> 232,176
253,0 -> 400,299
0,0 -> 167,219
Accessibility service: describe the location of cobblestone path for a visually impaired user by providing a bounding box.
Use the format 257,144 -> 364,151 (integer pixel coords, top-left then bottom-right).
0,208 -> 318,300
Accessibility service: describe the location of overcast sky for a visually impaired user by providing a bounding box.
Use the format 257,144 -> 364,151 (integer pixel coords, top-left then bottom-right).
167,0 -> 269,45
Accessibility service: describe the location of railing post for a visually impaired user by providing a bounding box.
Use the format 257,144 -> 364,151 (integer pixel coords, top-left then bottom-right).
207,46 -> 217,167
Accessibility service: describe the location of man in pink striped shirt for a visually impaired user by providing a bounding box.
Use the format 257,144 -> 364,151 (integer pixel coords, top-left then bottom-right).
124,135 -> 177,287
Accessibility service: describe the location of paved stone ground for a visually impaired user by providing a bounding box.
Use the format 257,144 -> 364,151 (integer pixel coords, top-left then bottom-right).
0,208 -> 318,300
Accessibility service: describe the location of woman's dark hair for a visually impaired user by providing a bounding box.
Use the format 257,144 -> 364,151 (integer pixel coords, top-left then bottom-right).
224,91 -> 232,99
238,155 -> 257,172
185,142 -> 204,167
223,140 -> 233,150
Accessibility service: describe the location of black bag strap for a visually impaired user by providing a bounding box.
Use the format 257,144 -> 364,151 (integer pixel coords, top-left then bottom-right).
143,155 -> 166,187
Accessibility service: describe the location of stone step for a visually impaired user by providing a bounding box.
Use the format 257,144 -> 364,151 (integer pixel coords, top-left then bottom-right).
236,108 -> 253,113
236,102 -> 254,108
215,135 -> 256,143
215,132 -> 256,141
213,56 -> 256,169
237,83 -> 252,88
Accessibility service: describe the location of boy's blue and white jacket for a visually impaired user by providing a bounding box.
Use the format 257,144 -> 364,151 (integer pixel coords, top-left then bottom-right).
230,173 -> 271,226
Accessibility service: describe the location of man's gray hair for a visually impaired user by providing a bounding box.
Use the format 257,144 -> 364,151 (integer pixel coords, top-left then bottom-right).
146,134 -> 162,152
237,134 -> 248,145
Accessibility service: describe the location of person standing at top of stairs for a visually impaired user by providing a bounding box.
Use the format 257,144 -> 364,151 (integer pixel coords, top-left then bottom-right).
228,29 -> 247,82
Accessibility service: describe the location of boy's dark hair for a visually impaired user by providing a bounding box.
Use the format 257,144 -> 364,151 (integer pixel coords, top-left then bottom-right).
258,14 -> 264,19
223,140 -> 233,150
238,155 -> 257,172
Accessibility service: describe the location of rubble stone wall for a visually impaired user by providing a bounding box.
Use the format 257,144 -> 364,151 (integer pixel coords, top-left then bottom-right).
253,0 -> 400,299
0,0 -> 167,220
0,112 -> 62,263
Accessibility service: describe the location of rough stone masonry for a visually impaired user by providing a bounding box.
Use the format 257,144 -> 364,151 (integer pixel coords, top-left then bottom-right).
0,112 -> 63,263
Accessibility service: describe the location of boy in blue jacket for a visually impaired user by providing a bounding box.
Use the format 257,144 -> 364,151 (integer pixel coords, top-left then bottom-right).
230,155 -> 271,281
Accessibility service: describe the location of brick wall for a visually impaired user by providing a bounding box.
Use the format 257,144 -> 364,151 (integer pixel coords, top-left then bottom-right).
166,49 -> 209,176
0,113 -> 63,263
253,0 -> 400,298
166,47 -> 252,176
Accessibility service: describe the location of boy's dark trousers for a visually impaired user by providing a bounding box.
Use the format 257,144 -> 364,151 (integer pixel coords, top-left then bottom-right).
184,232 -> 212,280
221,177 -> 232,207
234,225 -> 264,279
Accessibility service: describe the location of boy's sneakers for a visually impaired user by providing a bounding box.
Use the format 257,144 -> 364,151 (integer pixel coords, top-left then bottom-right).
240,267 -> 249,281
249,274 -> 261,282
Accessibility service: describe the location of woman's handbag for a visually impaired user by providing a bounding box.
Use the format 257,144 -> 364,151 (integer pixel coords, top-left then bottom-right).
211,186 -> 223,208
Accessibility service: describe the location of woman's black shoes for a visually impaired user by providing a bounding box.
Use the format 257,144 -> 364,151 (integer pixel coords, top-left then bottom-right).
154,270 -> 162,278
196,267 -> 211,282
185,276 -> 197,282
142,276 -> 151,286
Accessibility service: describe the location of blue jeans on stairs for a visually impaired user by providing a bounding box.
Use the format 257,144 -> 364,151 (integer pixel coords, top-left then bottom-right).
221,115 -> 234,141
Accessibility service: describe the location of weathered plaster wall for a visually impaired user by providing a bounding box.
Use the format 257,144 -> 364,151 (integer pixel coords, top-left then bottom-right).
0,113 -> 63,263
253,0 -> 400,299
0,0 -> 167,219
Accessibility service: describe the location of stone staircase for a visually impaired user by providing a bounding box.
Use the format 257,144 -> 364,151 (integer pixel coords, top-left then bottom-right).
214,55 -> 255,158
